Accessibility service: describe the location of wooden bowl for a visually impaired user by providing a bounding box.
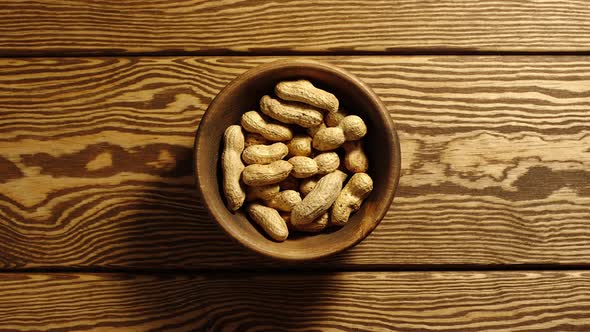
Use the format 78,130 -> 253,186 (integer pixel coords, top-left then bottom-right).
194,59 -> 401,261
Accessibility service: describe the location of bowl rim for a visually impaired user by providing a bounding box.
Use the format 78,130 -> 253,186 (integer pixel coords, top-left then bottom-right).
194,58 -> 401,261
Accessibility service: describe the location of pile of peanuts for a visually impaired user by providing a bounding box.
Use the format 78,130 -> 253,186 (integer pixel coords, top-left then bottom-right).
222,80 -> 373,241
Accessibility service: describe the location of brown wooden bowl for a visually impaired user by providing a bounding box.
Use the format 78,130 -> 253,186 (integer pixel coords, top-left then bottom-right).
194,59 -> 401,261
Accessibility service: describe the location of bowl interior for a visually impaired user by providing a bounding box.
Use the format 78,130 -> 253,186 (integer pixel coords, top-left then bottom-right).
195,59 -> 400,260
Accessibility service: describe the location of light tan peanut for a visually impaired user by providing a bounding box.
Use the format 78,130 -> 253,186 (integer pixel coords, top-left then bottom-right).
246,184 -> 280,202
343,141 -> 369,173
279,176 -> 300,191
286,134 -> 312,157
291,212 -> 329,232
307,122 -> 326,138
265,190 -> 302,212
327,111 -> 368,140
244,133 -> 269,147
331,173 -> 373,226
242,160 -> 293,186
241,110 -> 293,141
260,95 -> 323,128
340,115 -> 367,141
291,170 -> 348,225
312,115 -> 366,151
275,80 -> 339,113
247,203 -> 289,241
281,211 -> 328,232
242,142 -> 288,165
299,176 -> 319,197
222,125 -> 246,211
325,108 -> 349,127
313,152 -> 340,174
288,156 -> 318,179
312,127 -> 346,151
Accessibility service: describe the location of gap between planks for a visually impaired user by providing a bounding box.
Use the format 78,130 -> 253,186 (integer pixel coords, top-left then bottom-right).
4,50 -> 590,58
2,264 -> 590,275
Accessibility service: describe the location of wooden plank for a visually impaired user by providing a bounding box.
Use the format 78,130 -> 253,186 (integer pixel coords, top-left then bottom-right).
1,56 -> 589,269
0,271 -> 589,331
1,0 -> 590,56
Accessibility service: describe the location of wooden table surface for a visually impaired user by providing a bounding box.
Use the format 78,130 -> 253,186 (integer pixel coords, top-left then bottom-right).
1,1 -> 590,331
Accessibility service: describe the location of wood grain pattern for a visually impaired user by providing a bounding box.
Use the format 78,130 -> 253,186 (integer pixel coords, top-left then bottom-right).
1,56 -> 589,268
2,0 -> 590,55
0,271 -> 589,331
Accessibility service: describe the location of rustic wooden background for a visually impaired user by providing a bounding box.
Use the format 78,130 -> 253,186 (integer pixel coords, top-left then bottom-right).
1,1 -> 590,330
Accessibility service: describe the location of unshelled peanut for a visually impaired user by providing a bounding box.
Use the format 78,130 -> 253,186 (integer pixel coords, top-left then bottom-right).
307,122 -> 327,138
288,156 -> 318,178
290,212 -> 329,232
325,108 -> 349,127
312,127 -> 346,151
343,141 -> 369,173
314,152 -> 340,174
275,80 -> 339,113
290,170 -> 348,225
299,176 -> 319,197
260,95 -> 323,128
244,133 -> 269,147
286,134 -> 312,157
247,203 -> 289,241
265,190 -> 302,212
242,160 -> 293,186
246,184 -> 280,202
332,173 -> 373,226
312,115 -> 366,150
242,142 -> 288,165
340,115 -> 367,141
326,111 -> 367,141
241,111 -> 293,141
222,125 -> 246,211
